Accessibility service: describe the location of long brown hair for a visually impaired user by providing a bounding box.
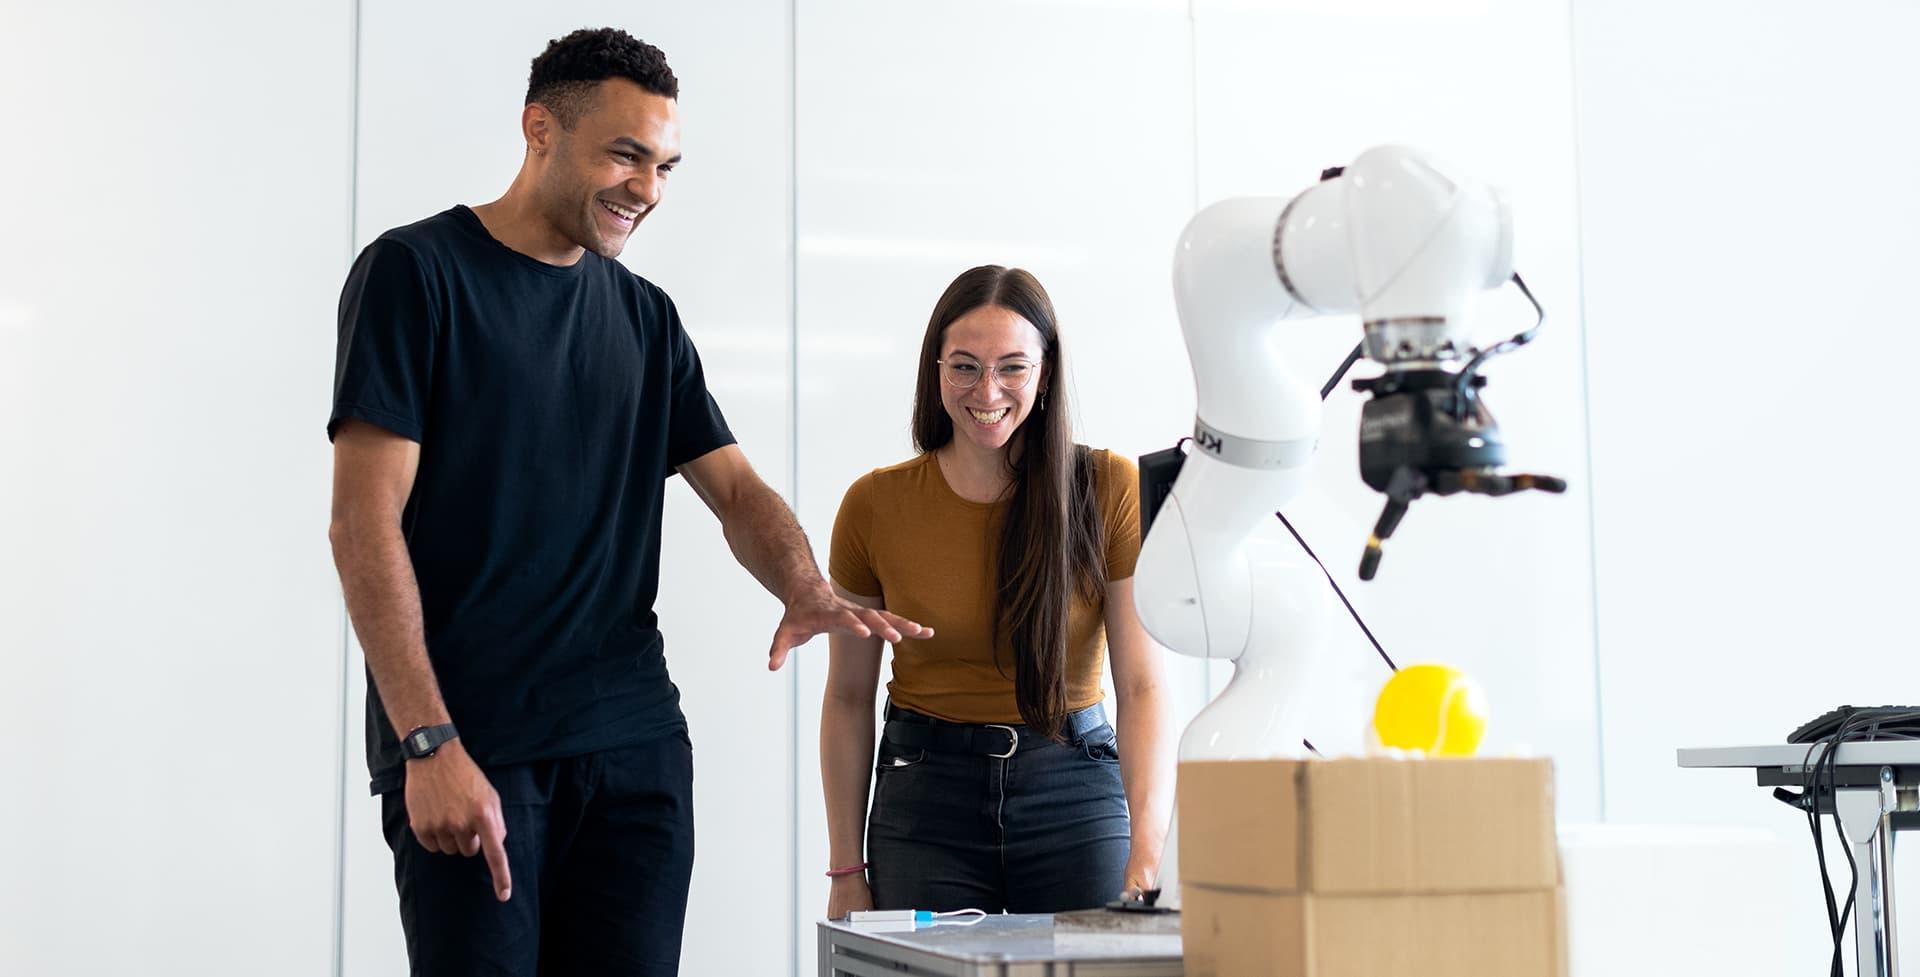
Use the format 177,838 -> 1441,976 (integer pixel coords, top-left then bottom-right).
910,265 -> 1106,740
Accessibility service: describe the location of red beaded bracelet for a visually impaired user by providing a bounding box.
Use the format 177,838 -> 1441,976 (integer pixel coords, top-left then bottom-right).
824,862 -> 869,878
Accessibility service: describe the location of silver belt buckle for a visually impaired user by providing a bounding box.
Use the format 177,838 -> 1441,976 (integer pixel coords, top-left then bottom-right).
985,723 -> 1018,759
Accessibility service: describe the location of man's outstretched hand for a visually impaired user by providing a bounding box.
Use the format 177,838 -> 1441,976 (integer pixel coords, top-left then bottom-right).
767,584 -> 932,670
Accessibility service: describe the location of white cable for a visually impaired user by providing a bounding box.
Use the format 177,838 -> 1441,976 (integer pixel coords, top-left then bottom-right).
847,908 -> 990,925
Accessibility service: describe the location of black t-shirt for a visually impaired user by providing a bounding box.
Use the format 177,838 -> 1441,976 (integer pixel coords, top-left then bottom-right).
329,205 -> 734,793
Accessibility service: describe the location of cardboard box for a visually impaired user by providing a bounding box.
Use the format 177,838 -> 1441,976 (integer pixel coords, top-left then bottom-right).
1181,884 -> 1568,977
1177,757 -> 1563,977
1177,757 -> 1557,894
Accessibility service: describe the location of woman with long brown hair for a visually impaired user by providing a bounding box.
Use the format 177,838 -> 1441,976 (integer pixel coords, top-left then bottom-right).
819,265 -> 1174,916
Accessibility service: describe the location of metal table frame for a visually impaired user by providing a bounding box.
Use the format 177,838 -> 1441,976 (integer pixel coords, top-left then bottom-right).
1680,742 -> 1920,976
818,913 -> 1183,977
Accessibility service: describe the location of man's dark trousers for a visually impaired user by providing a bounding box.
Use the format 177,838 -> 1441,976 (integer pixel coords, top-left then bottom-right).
381,730 -> 695,977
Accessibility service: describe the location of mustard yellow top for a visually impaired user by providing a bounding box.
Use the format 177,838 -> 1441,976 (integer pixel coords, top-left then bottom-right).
828,449 -> 1142,723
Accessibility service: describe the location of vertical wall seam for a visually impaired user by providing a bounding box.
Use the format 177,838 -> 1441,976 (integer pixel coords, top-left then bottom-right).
331,0 -> 362,974
1564,0 -> 1608,822
787,0 -> 802,973
1188,0 -> 1201,217
1187,0 -> 1212,706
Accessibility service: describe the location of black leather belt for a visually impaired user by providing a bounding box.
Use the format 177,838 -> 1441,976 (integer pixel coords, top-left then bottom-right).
883,701 -> 1110,758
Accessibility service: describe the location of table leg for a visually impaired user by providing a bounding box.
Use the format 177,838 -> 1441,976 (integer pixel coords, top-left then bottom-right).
1837,784 -> 1892,977
1877,768 -> 1899,977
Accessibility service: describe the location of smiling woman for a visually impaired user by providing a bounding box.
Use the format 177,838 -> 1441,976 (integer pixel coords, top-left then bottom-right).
818,265 -> 1177,919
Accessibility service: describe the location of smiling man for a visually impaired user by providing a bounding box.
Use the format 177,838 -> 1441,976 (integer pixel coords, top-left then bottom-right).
326,28 -> 927,977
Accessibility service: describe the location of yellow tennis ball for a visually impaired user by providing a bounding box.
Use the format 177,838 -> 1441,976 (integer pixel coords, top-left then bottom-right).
1372,664 -> 1488,756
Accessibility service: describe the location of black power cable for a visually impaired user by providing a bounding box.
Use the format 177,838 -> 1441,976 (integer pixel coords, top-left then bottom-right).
1277,341 -> 1399,754
1320,342 -> 1365,400
1802,729 -> 1851,977
1452,271 -> 1544,414
1279,340 -> 1398,677
1799,707 -> 1920,975
1275,511 -> 1397,674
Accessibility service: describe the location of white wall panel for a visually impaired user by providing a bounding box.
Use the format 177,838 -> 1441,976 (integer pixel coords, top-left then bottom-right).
1191,0 -> 1601,819
345,5 -> 792,974
791,2 -> 1204,971
1576,0 -> 1920,820
0,2 -> 351,974
1574,1 -> 1920,969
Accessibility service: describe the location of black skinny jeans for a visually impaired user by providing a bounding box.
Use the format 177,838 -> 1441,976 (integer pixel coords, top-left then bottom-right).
865,702 -> 1131,913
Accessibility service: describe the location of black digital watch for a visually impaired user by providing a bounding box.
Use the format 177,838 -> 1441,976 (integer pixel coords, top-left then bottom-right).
400,723 -> 459,760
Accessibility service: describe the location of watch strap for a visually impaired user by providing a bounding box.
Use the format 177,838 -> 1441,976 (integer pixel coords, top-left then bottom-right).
401,722 -> 459,759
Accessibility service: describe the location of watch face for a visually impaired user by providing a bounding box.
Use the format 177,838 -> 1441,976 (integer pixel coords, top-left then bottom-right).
411,732 -> 431,753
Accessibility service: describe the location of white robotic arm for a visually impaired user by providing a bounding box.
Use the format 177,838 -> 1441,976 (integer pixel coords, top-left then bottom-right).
1134,144 -> 1559,909
1137,144 -> 1542,756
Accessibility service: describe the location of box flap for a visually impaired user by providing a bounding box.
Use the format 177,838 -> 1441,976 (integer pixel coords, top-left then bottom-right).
1177,759 -> 1302,890
1180,885 -> 1307,977
1304,757 -> 1556,893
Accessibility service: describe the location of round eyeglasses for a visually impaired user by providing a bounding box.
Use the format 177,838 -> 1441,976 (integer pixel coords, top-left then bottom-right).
937,358 -> 1038,391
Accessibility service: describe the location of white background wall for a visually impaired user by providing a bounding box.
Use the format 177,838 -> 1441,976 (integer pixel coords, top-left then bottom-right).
0,0 -> 351,972
2,1 -> 1911,975
1575,0 -> 1920,969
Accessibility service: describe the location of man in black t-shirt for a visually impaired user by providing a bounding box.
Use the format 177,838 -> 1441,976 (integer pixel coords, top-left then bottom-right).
327,28 -> 929,977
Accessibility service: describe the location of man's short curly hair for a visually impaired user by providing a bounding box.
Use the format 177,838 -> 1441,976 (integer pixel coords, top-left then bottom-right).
527,28 -> 678,130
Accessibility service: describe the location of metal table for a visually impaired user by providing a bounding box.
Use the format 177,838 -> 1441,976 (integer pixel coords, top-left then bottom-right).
818,912 -> 1184,976
1680,742 -> 1920,976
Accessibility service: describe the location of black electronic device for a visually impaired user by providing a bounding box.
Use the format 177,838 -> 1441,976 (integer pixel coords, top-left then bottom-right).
1104,888 -> 1173,914
1788,705 -> 1920,744
1137,443 -> 1186,539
